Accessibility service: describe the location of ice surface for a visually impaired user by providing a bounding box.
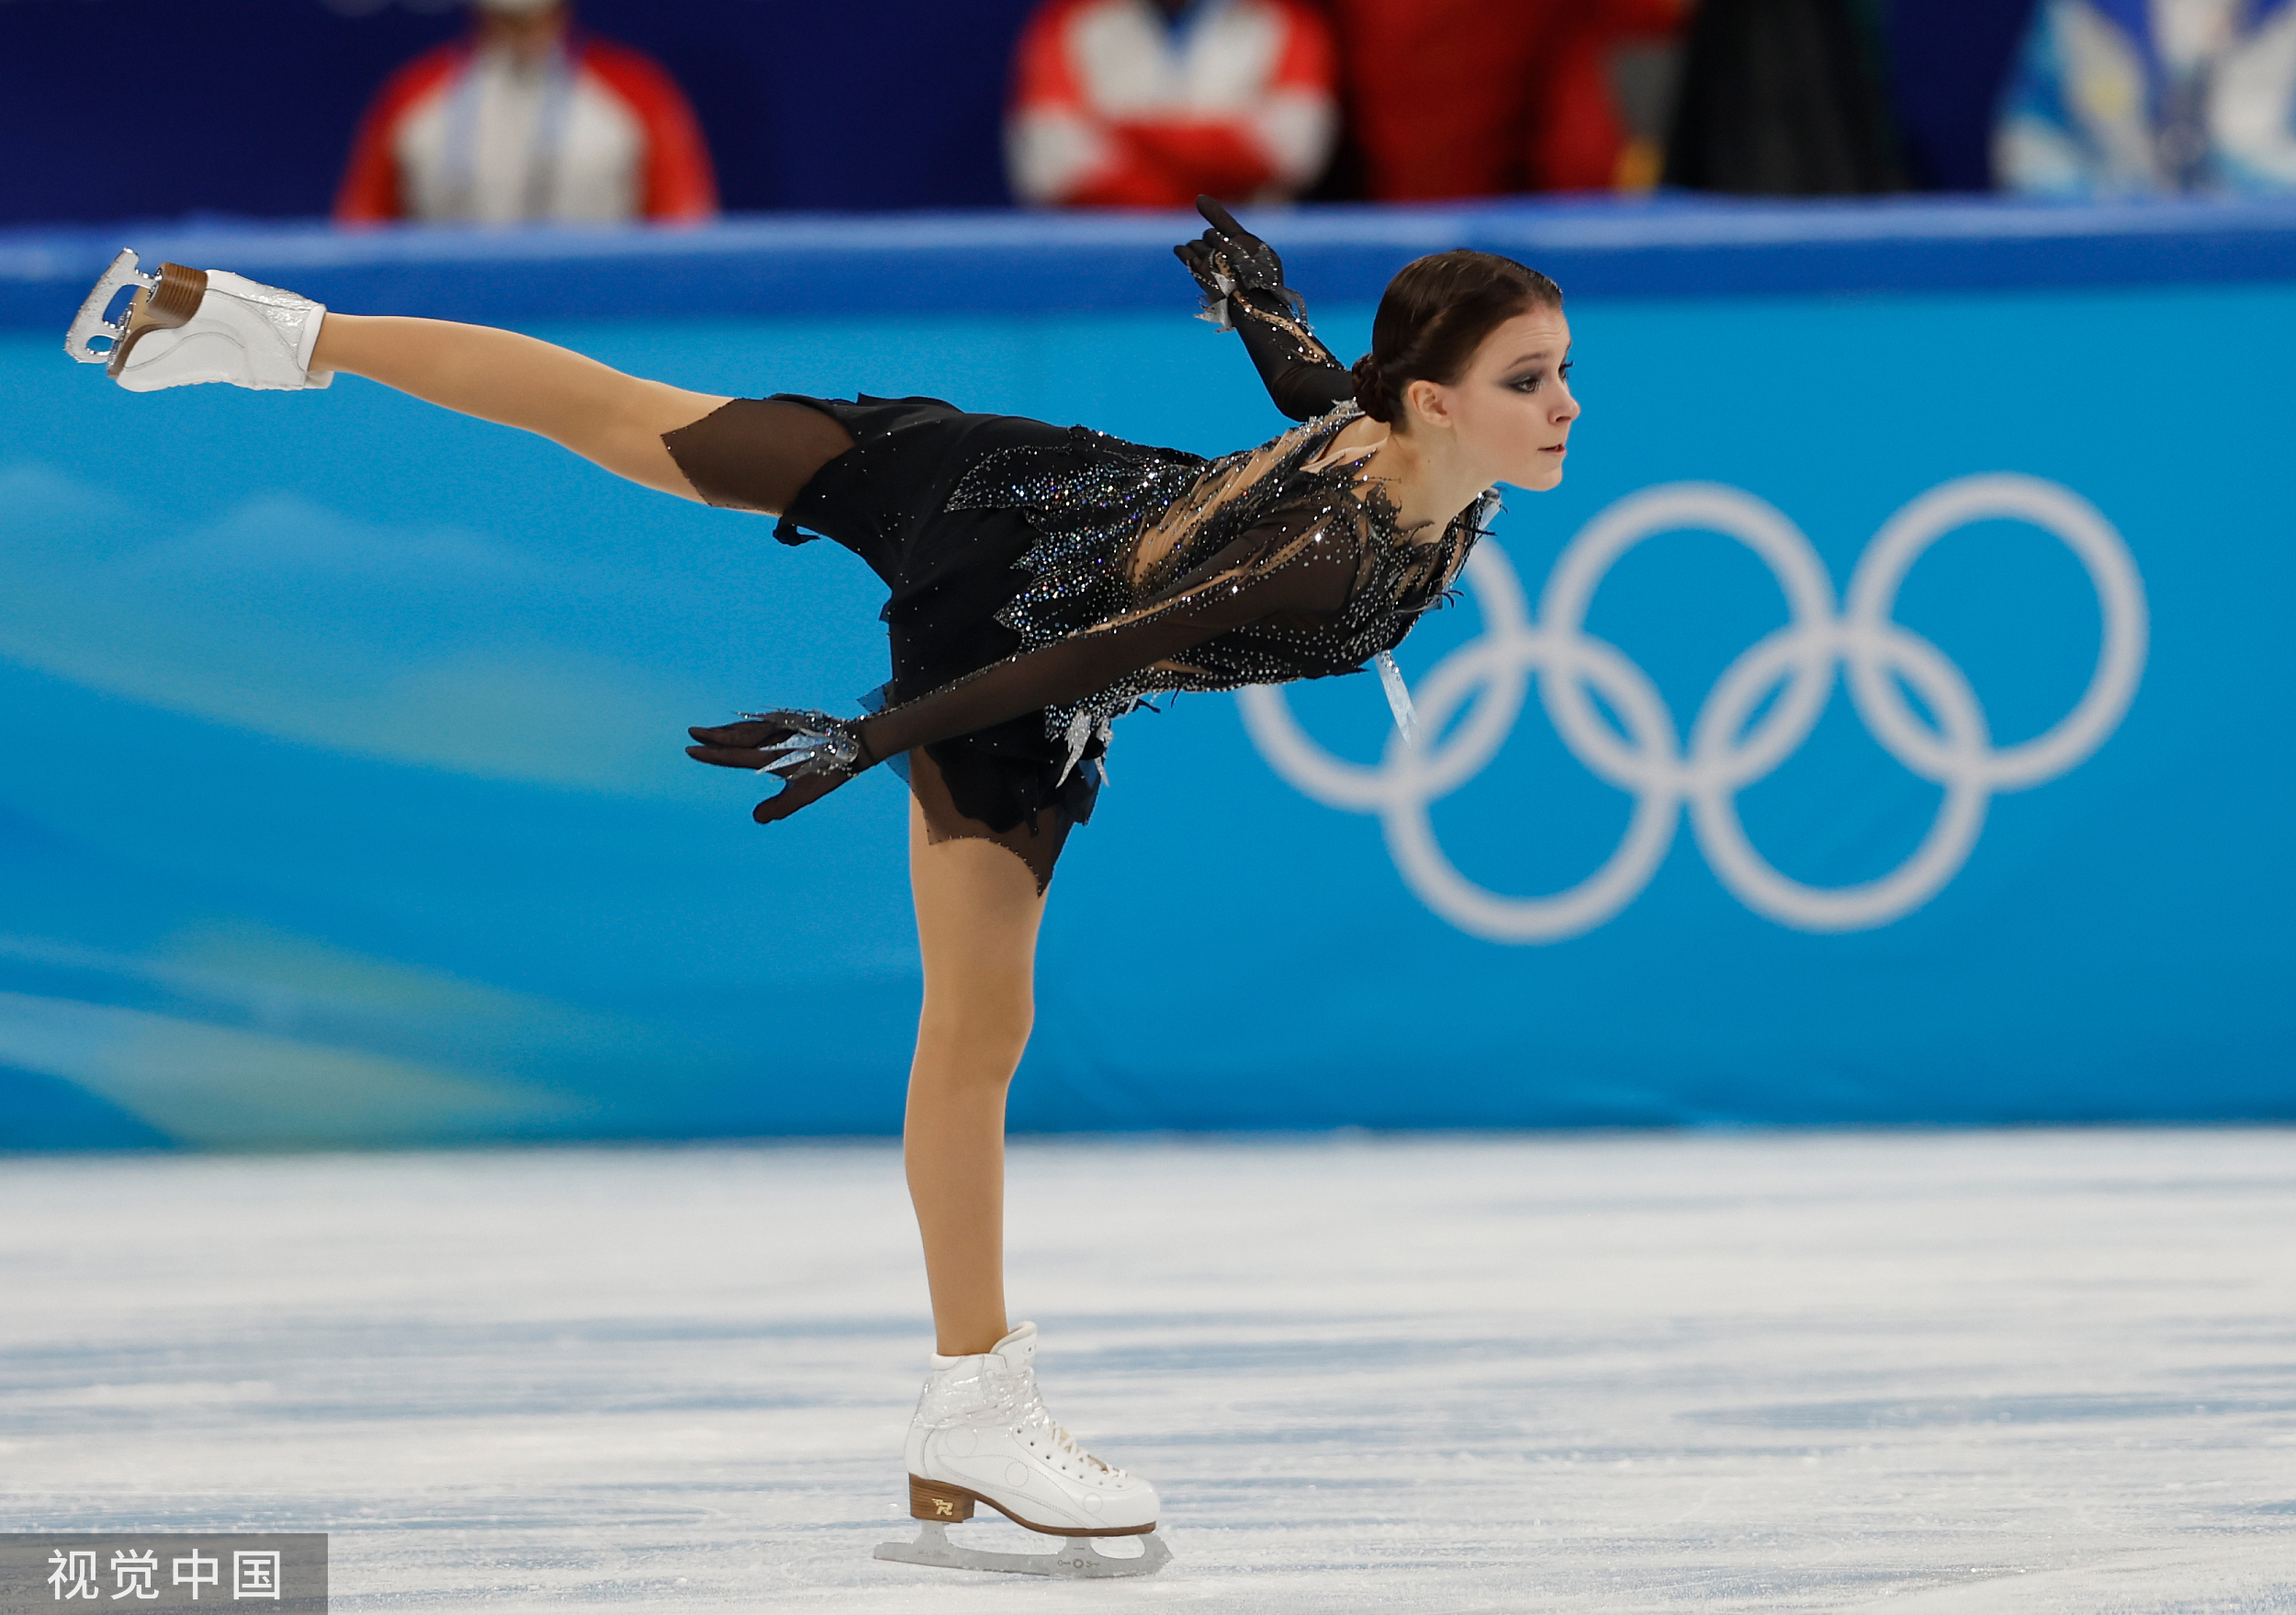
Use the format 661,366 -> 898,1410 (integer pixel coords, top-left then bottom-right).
2,1131 -> 2292,1611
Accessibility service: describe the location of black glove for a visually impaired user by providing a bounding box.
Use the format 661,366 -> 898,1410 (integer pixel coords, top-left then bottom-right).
1174,196 -> 1304,331
686,709 -> 874,824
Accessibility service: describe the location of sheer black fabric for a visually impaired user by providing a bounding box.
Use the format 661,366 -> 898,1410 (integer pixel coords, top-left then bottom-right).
906,744 -> 1075,896
1227,288 -> 1360,423
661,397 -> 857,515
665,392 -> 1110,878
850,510 -> 1359,768
662,311 -> 1491,888
914,406 -> 1486,787
1171,195 -> 1356,423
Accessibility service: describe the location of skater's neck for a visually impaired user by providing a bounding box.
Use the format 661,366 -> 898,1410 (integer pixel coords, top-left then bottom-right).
1322,416 -> 1491,542
1366,425 -> 1495,541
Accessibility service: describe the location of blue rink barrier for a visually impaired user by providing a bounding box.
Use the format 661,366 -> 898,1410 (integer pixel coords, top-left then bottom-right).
7,196 -> 2296,325
0,199 -> 2291,1147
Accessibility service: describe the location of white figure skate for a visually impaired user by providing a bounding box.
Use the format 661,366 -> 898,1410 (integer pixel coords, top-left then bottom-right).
874,1320 -> 1171,1578
64,248 -> 331,392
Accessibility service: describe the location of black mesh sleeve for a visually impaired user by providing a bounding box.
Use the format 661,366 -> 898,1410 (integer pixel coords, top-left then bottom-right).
1231,289 -> 1358,423
854,519 -> 1359,763
659,397 -> 858,514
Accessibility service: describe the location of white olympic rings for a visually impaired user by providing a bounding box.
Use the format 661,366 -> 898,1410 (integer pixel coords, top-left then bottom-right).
1237,474 -> 2148,943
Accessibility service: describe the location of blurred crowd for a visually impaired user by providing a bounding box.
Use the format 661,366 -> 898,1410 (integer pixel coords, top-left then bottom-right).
319,0 -> 2296,225
335,0 -> 718,225
2001,0 -> 2296,194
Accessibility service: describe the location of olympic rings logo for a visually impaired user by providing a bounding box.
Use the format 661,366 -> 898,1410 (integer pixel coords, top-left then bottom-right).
1237,475 -> 2148,943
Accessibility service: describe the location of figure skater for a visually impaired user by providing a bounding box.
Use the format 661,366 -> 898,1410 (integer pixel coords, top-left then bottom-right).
63,200 -> 1577,1578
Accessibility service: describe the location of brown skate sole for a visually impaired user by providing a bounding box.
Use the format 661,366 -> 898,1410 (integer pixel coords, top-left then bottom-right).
907,1474 -> 1155,1538
106,262 -> 208,378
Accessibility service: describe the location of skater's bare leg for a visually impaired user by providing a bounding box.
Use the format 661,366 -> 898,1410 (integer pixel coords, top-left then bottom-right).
904,793 -> 1045,1358
309,314 -> 728,501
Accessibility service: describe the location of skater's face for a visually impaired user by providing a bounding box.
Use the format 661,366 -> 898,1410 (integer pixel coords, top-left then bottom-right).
1403,307 -> 1578,492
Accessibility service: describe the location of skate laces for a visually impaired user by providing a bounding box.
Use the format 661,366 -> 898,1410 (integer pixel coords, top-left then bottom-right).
916,1350 -> 1124,1481
1016,1379 -> 1116,1475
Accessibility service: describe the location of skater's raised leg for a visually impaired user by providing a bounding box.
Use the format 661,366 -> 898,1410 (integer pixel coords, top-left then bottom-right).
75,254 -> 856,513
309,315 -> 730,500
309,317 -> 865,510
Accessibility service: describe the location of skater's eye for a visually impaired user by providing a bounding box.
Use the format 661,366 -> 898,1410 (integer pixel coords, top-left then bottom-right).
1505,369 -> 1548,393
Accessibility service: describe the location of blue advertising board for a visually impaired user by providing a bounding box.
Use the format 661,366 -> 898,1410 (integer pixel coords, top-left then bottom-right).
0,202 -> 2290,1146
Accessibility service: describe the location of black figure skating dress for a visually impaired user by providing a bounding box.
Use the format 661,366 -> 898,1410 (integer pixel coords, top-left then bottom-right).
664,254 -> 1496,888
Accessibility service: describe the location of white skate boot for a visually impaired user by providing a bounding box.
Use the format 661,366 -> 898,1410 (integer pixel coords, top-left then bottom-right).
874,1320 -> 1171,1578
63,248 -> 331,392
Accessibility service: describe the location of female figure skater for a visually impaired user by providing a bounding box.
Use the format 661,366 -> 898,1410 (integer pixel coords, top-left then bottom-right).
65,201 -> 1577,1577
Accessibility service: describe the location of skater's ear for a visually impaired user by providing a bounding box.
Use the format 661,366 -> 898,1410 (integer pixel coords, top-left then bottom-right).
1361,251 -> 1563,433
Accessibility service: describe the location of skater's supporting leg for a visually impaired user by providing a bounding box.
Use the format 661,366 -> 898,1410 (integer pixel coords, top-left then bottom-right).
903,769 -> 1047,1358
309,314 -> 730,502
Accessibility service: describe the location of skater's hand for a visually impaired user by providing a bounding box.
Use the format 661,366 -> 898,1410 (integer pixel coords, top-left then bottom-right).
1174,196 -> 1300,321
687,712 -> 870,824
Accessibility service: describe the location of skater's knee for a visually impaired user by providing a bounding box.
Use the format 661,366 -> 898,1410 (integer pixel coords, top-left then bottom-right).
917,988 -> 1034,1080
922,990 -> 1033,1052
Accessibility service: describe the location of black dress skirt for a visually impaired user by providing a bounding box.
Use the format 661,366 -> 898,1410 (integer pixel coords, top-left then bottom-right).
766,394 -> 1122,837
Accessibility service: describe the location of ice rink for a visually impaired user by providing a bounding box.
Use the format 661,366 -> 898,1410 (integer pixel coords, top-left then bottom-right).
4,1130 -> 2292,1612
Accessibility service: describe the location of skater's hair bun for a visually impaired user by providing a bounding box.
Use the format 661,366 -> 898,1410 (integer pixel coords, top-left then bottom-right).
1350,353 -> 1395,423
1356,251 -> 1563,427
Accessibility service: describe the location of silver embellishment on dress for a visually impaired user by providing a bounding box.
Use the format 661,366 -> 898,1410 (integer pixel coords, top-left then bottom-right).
1374,649 -> 1419,746
1058,708 -> 1097,785
945,406 -> 1491,773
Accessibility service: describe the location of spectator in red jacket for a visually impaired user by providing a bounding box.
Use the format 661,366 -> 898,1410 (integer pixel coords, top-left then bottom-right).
1331,0 -> 1687,198
1007,0 -> 1339,208
336,0 -> 716,225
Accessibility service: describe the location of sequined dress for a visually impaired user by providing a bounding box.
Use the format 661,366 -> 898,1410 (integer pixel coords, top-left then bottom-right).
664,289 -> 1495,884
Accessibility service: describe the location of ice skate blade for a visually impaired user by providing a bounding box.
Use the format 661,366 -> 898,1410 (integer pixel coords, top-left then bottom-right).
105,261 -> 208,378
63,248 -> 154,366
873,1521 -> 1172,1578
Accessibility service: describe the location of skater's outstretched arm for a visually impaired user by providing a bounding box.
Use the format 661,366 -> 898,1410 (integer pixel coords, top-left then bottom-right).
690,514 -> 1367,819
1227,291 -> 1356,422
1175,198 -> 1356,424
310,315 -> 731,502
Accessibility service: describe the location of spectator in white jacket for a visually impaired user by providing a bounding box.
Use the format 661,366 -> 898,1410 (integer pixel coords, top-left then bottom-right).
1998,0 -> 2296,195
1007,0 -> 1339,208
